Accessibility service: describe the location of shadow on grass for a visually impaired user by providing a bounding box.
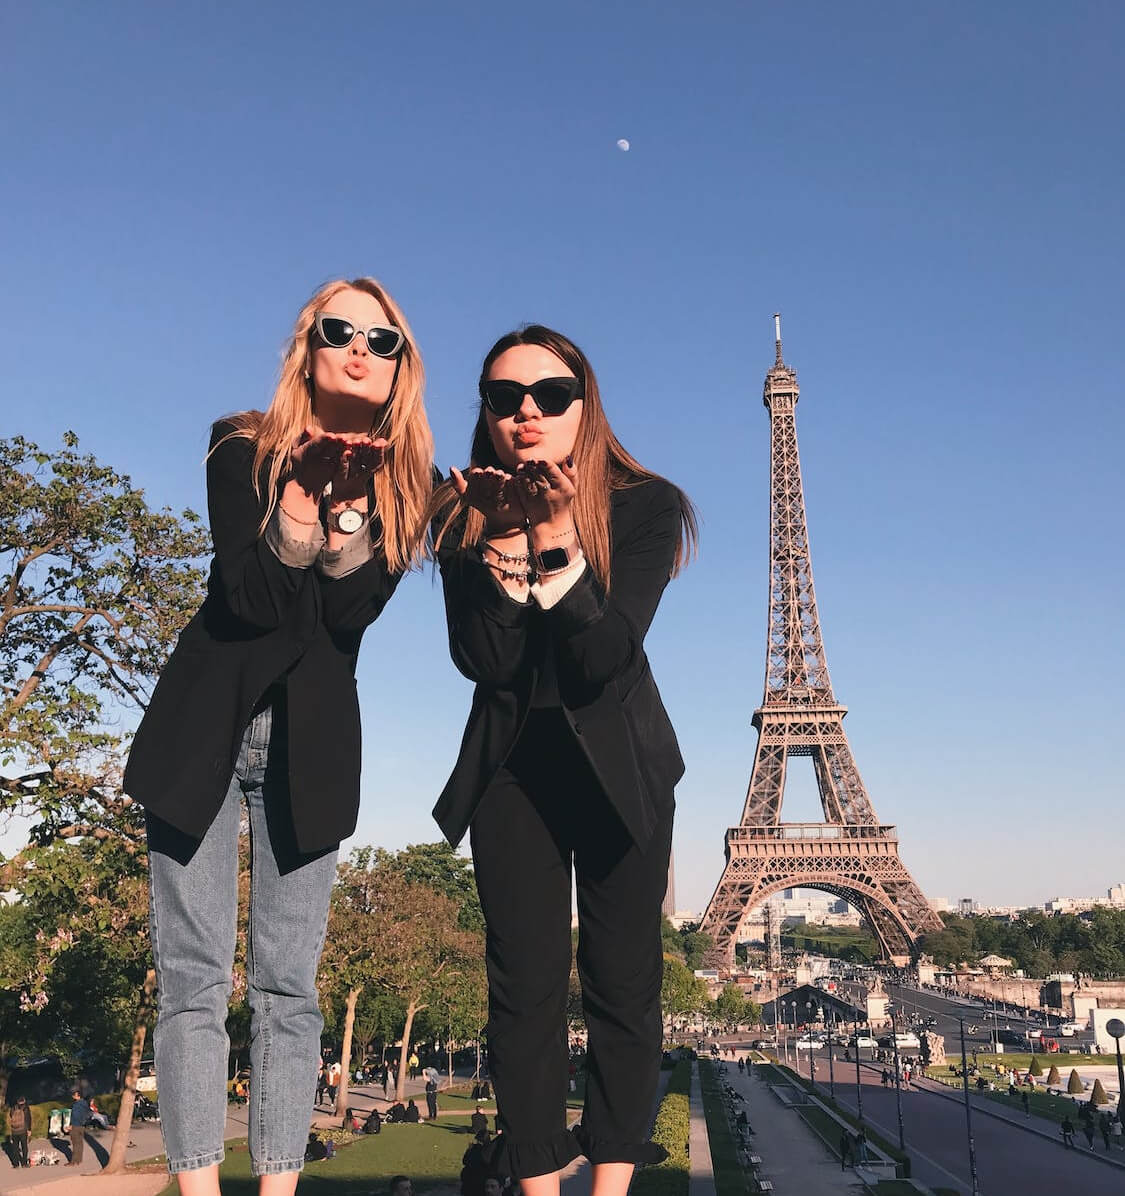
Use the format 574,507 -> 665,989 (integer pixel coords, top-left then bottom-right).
155,1124 -> 467,1196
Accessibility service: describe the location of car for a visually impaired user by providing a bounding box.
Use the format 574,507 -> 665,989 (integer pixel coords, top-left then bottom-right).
136,1060 -> 157,1093
751,1039 -> 777,1050
850,1035 -> 878,1049
995,1029 -> 1025,1047
794,1036 -> 823,1049
1058,1022 -> 1083,1036
894,1033 -> 921,1050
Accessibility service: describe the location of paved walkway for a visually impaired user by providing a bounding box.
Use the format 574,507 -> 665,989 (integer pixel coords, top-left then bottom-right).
724,1054 -> 866,1194
688,1062 -> 716,1196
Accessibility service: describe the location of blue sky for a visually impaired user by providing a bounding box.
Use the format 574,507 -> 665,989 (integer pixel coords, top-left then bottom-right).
3,1 -> 1122,913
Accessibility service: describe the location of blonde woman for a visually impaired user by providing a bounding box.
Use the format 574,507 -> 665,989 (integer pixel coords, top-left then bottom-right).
125,277 -> 433,1196
431,325 -> 696,1196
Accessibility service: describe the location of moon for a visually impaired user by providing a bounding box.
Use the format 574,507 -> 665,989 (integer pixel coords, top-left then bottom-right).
616,138 -> 630,152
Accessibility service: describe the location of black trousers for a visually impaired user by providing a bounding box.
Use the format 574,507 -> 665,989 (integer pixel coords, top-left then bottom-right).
470,711 -> 674,1179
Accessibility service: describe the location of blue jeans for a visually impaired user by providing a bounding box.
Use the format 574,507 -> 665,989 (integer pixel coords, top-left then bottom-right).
147,703 -> 338,1176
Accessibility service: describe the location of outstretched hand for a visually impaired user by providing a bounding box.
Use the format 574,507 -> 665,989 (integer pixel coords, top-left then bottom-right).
449,466 -> 526,533
512,457 -> 577,527
291,429 -> 387,499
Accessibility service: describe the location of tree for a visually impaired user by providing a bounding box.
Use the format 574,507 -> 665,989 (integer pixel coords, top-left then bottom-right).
1067,1068 -> 1084,1095
1029,1055 -> 1044,1077
661,958 -> 708,1036
318,848 -> 481,1104
393,841 -> 485,933
1091,1078 -> 1108,1104
713,984 -> 748,1032
0,433 -> 207,1168
1047,1064 -> 1061,1086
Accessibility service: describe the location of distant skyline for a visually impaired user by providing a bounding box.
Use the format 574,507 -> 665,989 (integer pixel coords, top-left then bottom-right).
2,2 -> 1122,910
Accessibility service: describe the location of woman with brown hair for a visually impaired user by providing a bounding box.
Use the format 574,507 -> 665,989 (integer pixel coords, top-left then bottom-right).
125,277 -> 433,1195
431,325 -> 696,1196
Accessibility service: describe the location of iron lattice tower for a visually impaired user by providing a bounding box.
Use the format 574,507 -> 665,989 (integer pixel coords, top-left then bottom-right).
701,317 -> 941,965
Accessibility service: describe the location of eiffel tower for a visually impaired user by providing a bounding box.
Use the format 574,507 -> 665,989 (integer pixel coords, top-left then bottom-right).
700,317 -> 942,966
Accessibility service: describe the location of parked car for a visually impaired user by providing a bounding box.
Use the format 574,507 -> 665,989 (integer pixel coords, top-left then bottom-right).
136,1060 -> 157,1093
850,1035 -> 878,1049
1058,1022 -> 1083,1036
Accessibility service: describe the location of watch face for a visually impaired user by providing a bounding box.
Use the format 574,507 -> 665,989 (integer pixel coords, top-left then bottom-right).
336,508 -> 365,534
537,546 -> 570,572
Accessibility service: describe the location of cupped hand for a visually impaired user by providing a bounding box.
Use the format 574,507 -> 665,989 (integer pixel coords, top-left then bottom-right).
449,466 -> 526,532
290,429 -> 349,497
512,457 -> 577,527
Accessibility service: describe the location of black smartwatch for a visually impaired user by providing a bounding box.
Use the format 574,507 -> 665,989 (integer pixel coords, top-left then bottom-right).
534,545 -> 575,576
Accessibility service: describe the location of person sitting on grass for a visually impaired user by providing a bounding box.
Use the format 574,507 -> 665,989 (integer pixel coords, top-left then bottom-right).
470,1104 -> 489,1137
386,1101 -> 407,1123
405,1098 -> 421,1123
305,1131 -> 329,1162
364,1107 -> 383,1134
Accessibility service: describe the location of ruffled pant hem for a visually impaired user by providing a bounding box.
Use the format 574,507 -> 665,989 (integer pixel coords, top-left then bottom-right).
483,1124 -> 668,1179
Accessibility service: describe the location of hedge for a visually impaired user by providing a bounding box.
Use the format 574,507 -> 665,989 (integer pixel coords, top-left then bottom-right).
1067,1069 -> 1083,1094
633,1058 -> 691,1196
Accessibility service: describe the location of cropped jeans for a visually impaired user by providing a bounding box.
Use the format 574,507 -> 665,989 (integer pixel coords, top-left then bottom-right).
146,700 -> 338,1176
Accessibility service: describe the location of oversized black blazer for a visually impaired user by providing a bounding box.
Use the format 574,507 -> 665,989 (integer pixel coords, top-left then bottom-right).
124,420 -> 402,854
433,477 -> 685,851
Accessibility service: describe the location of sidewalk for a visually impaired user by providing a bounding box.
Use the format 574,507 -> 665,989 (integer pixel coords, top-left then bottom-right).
725,1054 -> 867,1193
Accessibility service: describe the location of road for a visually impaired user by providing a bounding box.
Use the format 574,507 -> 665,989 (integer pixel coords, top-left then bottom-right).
819,1053 -> 1123,1195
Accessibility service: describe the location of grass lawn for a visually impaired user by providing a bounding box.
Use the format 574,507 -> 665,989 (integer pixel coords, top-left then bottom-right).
441,1077 -> 586,1112
926,1067 -> 1105,1130
697,1060 -> 745,1196
154,1119 -> 484,1196
950,1052 -> 1101,1072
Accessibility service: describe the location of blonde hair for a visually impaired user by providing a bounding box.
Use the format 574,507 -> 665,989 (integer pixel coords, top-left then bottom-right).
218,277 -> 434,573
431,324 -> 697,590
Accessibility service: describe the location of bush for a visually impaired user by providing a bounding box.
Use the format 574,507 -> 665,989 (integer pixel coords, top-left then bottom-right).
1047,1065 -> 1060,1086
1092,1079 -> 1108,1104
1029,1056 -> 1044,1077
1067,1069 -> 1084,1094
642,1057 -> 691,1193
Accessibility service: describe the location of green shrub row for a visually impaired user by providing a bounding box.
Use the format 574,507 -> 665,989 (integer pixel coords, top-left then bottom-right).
633,1058 -> 691,1196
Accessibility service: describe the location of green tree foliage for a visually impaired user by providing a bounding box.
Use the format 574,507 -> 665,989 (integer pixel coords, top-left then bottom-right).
1,432 -> 208,844
918,908 -> 1125,978
393,841 -> 485,933
1047,1064 -> 1061,1085
0,433 -> 207,1170
1029,1055 -> 1044,1076
662,957 -> 709,1028
1091,1078 -> 1108,1104
660,917 -> 714,970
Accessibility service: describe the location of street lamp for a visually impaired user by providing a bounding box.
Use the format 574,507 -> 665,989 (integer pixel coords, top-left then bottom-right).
887,1000 -> 906,1152
852,1008 -> 864,1123
958,1018 -> 982,1196
1106,1018 -> 1125,1116
806,1000 -> 816,1090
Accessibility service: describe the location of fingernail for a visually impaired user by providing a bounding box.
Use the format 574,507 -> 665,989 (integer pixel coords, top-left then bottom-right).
566,455 -> 574,468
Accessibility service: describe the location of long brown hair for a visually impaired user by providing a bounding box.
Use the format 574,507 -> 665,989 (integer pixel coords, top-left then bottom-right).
432,324 -> 697,590
216,277 -> 434,574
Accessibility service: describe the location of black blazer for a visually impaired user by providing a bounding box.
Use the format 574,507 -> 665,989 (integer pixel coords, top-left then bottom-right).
124,420 -> 403,854
433,477 -> 685,850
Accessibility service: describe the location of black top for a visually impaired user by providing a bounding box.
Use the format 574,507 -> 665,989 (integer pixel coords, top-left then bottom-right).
433,477 -> 685,850
124,420 -> 403,854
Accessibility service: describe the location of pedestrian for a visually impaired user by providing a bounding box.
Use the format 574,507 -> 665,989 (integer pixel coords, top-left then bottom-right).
431,325 -> 696,1186
737,1057 -> 745,1073
1082,1118 -> 1095,1149
856,1126 -> 868,1163
881,1068 -> 890,1088
328,1060 -> 342,1105
1099,1112 -> 1112,1151
124,277 -> 434,1189
1061,1116 -> 1075,1148
317,1064 -> 329,1107
426,1075 -> 439,1120
66,1089 -> 91,1166
1110,1115 -> 1122,1150
8,1096 -> 30,1167
383,1063 -> 391,1099
409,1052 -> 420,1081
836,1129 -> 856,1167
